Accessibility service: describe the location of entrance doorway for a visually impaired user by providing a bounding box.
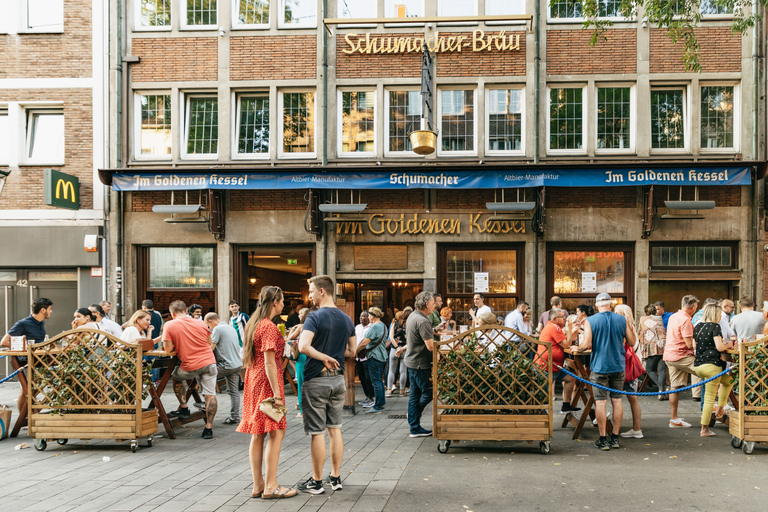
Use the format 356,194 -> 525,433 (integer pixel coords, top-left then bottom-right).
336,280 -> 423,324
649,281 -> 734,312
235,245 -> 315,316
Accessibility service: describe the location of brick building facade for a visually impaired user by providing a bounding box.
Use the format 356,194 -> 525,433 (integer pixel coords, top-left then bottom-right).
102,1 -> 765,325
0,0 -> 108,342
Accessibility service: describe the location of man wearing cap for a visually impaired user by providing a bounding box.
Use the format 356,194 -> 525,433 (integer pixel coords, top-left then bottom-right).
572,293 -> 636,451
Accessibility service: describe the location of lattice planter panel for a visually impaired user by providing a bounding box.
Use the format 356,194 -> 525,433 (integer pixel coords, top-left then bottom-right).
433,326 -> 553,454
26,329 -> 156,452
729,337 -> 768,454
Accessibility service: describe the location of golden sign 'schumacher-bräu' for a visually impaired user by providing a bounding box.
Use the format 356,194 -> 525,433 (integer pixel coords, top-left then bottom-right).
342,30 -> 521,55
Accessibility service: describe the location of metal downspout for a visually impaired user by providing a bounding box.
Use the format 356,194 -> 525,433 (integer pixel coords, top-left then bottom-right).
533,0 -> 541,316
321,0 -> 329,275
115,0 -> 125,322
753,4 -> 762,301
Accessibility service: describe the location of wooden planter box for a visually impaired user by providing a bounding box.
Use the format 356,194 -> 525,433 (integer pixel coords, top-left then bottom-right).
435,414 -> 551,442
29,410 -> 158,440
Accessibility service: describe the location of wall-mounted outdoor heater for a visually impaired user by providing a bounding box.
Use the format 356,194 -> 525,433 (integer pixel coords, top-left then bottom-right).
320,190 -> 368,218
152,191 -> 207,223
486,189 -> 536,219
662,186 -> 715,219
408,45 -> 437,155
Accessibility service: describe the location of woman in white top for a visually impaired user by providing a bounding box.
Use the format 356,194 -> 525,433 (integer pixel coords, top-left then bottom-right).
121,310 -> 156,344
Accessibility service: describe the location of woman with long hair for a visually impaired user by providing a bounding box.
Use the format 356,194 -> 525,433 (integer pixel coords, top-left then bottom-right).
236,286 -> 297,499
638,303 -> 668,400
121,310 -> 154,342
386,310 -> 407,397
615,304 -> 644,439
358,307 -> 388,414
286,307 -> 312,417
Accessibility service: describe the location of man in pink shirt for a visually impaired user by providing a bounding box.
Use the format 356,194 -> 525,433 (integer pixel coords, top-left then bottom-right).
162,300 -> 218,439
663,295 -> 702,428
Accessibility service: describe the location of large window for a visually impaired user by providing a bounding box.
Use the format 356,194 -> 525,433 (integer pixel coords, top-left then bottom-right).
701,0 -> 732,15
550,0 -> 624,18
651,243 -> 735,270
138,94 -> 172,159
184,0 -> 217,27
339,90 -> 375,155
149,247 -> 214,288
280,0 -> 316,27
487,88 -> 523,154
548,246 -> 633,312
280,91 -> 316,157
384,0 -> 423,17
549,87 -> 584,152
234,0 -> 269,27
439,89 -> 475,154
441,246 -> 524,328
438,0 -> 477,16
651,87 -> 686,150
486,0 -> 524,15
26,109 -> 64,164
184,95 -> 218,157
138,0 -> 171,28
236,93 -> 270,157
700,85 -> 735,150
597,86 -> 631,151
386,89 -> 421,154
26,0 -> 63,31
340,0 -> 376,18
0,109 -> 8,164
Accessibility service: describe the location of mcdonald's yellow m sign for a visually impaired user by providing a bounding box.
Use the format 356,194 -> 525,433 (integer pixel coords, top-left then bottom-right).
44,169 -> 80,210
55,179 -> 76,202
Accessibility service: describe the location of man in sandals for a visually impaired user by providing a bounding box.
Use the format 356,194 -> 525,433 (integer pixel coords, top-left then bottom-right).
298,275 -> 357,495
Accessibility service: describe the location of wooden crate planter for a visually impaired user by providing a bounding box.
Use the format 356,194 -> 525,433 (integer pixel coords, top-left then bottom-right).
729,337 -> 768,454
433,326 -> 553,454
27,329 -> 156,452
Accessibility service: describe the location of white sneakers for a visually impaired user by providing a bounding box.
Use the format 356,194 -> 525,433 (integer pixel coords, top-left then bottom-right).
620,429 -> 644,438
669,418 -> 692,428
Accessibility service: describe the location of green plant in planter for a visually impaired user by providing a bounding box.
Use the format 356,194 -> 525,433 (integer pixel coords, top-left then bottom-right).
437,335 -> 549,415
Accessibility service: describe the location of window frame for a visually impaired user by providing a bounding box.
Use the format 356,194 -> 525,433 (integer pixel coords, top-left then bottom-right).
0,107 -> 8,165
232,0 -> 271,29
383,0 -> 425,19
595,83 -> 635,154
182,92 -> 219,160
24,107 -> 65,166
437,242 -> 526,328
145,245 -> 217,291
547,84 -> 587,155
698,81 -> 739,154
700,0 -> 734,17
23,0 -> 64,33
181,0 -> 218,29
278,89 -> 318,159
650,84 -> 690,154
134,91 -> 173,161
548,0 -> 629,22
232,91 -> 271,160
135,0 -> 173,31
546,243 -> 635,311
278,0 -> 317,28
649,241 -> 738,271
337,88 -> 377,158
485,85 -> 525,156
383,87 -> 422,158
437,85 -> 478,157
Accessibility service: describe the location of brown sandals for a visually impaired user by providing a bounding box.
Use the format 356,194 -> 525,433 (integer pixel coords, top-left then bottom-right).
262,486 -> 298,499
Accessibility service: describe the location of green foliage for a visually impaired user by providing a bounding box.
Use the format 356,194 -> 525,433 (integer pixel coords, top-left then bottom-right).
553,0 -> 764,72
436,335 -> 550,415
731,343 -> 768,415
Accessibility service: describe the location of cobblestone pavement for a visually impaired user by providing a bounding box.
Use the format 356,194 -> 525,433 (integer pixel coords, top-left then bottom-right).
2,381 -> 768,512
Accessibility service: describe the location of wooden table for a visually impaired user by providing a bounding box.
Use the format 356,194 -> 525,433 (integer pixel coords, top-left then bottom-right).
561,351 -> 613,440
144,350 -> 206,439
1,350 -> 29,438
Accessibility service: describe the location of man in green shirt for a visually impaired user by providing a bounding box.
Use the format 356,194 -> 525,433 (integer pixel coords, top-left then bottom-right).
428,293 -> 443,341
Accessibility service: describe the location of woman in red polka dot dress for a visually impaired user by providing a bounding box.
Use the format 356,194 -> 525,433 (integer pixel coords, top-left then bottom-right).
237,286 -> 297,499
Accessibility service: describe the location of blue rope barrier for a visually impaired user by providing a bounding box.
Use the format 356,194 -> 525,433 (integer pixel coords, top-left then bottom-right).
0,366 -> 25,384
553,364 -> 732,396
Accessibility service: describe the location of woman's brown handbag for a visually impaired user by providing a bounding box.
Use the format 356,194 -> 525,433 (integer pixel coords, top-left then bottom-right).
259,397 -> 287,422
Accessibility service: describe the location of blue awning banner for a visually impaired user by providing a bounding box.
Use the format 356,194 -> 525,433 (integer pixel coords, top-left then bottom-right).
111,166 -> 751,191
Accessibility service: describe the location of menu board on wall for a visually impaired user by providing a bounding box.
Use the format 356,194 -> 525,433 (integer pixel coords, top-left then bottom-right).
474,272 -> 489,293
582,272 -> 597,292
354,245 -> 408,270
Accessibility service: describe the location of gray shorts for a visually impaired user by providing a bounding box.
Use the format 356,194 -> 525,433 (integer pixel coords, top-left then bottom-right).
302,375 -> 345,435
172,363 -> 218,396
590,371 -> 625,401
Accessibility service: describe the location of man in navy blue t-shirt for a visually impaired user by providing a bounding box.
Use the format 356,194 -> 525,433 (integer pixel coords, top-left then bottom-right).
572,293 -> 635,451
298,275 -> 356,495
1,298 -> 53,412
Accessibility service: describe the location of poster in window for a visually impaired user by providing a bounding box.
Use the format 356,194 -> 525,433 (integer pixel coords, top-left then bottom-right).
582,272 -> 597,293
474,272 -> 489,293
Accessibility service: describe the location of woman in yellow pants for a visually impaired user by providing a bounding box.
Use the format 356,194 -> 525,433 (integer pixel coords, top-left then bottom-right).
692,303 -> 735,437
